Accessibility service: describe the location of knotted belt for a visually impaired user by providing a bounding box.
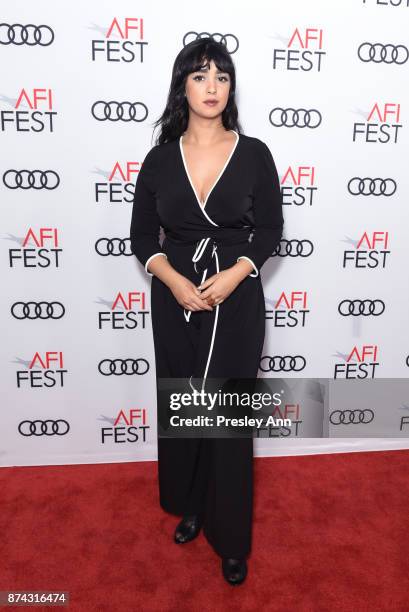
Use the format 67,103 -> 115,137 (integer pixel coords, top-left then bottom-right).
164,229 -> 252,393
183,237 -> 219,323
184,237 -> 220,392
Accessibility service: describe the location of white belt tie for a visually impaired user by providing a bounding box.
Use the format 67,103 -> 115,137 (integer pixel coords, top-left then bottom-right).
183,237 -> 220,393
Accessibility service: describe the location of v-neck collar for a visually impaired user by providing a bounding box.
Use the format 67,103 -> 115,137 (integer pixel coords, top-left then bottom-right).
179,130 -> 240,216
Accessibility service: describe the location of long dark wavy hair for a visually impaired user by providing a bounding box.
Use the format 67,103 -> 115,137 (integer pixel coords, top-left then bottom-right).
152,37 -> 243,145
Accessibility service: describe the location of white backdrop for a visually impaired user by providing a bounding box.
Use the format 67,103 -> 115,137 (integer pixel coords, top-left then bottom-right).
1,0 -> 409,467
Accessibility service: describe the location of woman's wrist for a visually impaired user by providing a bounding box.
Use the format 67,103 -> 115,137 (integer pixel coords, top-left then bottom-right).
228,260 -> 255,282
147,256 -> 184,288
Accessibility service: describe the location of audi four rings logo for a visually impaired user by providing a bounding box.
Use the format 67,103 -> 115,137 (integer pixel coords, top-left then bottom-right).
91,101 -> 148,122
182,31 -> 239,54
98,358 -> 150,376
358,42 -> 408,64
330,410 -> 375,425
269,108 -> 322,128
95,238 -> 132,256
347,177 -> 397,196
11,302 -> 65,320
338,299 -> 385,317
0,23 -> 54,46
3,170 -> 60,190
276,239 -> 314,257
18,420 -> 70,436
259,356 -> 306,372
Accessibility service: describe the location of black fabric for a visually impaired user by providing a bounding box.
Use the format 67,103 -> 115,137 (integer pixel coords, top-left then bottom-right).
129,131 -> 284,559
130,132 -> 284,273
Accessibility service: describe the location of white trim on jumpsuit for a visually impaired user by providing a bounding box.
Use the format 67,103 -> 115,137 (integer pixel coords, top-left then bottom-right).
236,255 -> 259,277
145,252 -> 168,276
178,130 -> 256,393
179,131 -> 240,393
179,129 -> 240,224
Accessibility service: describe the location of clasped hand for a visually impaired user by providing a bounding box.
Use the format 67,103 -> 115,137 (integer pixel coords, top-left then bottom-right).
171,269 -> 239,313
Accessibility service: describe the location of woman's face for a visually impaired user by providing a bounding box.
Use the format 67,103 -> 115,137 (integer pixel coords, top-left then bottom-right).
184,58 -> 231,119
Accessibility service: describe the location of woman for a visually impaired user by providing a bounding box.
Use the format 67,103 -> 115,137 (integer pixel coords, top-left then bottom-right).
130,37 -> 284,585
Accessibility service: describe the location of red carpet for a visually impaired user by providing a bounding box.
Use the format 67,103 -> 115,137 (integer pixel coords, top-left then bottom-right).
1,449 -> 408,611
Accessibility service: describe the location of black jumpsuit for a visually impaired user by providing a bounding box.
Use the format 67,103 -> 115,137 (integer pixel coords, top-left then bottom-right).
130,130 -> 284,559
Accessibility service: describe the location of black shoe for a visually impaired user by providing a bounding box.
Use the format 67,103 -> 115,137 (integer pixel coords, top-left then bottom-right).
222,557 -> 247,585
174,514 -> 202,544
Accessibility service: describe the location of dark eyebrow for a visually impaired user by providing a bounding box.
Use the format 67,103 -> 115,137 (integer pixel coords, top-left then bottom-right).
197,66 -> 228,74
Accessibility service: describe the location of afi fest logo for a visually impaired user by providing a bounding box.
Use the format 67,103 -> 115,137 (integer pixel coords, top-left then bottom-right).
1,88 -> 56,132
8,228 -> 62,268
16,352 -> 67,388
94,161 -> 141,204
91,17 -> 146,62
342,231 -> 390,269
281,164 -> 317,207
100,409 -> 150,444
255,404 -> 302,438
97,291 -> 149,330
265,291 -> 309,326
353,103 -> 402,143
334,345 -> 379,379
273,28 -> 326,71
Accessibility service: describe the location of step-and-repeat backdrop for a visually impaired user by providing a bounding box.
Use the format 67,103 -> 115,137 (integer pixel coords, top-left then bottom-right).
2,1 -> 409,466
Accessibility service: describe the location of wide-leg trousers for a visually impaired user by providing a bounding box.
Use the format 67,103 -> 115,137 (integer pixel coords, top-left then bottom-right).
150,240 -> 266,559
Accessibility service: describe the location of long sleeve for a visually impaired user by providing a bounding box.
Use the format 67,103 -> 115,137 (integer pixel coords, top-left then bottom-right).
129,145 -> 167,276
236,140 -> 284,277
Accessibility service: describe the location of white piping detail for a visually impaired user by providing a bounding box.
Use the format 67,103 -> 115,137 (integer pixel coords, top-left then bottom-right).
183,238 -> 211,322
179,130 -> 239,227
201,247 -> 220,392
145,252 -> 167,276
183,240 -> 221,393
237,255 -> 259,278
189,375 -> 199,393
183,265 -> 208,323
192,237 -> 211,271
